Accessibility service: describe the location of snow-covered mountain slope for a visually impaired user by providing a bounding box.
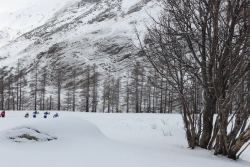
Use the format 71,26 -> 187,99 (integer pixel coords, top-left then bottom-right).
0,0 -> 80,47
0,0 -> 162,111
0,0 -> 159,71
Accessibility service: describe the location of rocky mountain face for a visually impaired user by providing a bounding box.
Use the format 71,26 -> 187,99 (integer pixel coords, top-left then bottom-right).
0,0 -> 161,112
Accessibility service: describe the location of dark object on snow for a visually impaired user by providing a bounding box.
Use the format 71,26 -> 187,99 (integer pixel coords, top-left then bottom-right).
44,111 -> 50,115
33,114 -> 36,118
53,113 -> 59,118
1,111 -> 5,118
33,111 -> 39,114
44,111 -> 50,118
25,112 -> 29,118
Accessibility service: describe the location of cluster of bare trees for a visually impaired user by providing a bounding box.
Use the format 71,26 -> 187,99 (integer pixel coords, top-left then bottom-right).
137,0 -> 250,160
79,64 -> 99,112
0,61 -> 28,111
0,59 -> 179,114
102,70 -> 120,113
101,62 -> 176,113
124,62 -> 177,114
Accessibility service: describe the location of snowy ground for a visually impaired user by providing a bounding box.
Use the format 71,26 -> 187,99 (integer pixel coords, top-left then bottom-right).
0,111 -> 249,167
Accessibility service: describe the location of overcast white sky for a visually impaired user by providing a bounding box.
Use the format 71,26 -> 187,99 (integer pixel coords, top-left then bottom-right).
0,0 -> 71,29
0,0 -> 39,13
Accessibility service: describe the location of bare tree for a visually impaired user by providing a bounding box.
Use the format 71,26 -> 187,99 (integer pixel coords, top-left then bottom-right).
125,72 -> 130,113
0,68 -> 6,110
72,69 -> 77,111
102,78 -> 108,113
137,0 -> 250,159
34,65 -> 38,111
107,71 -> 112,113
91,64 -> 99,113
30,63 -> 39,111
115,77 -> 121,113
130,63 -> 140,113
7,74 -> 13,110
85,65 -> 90,112
41,67 -> 47,110
49,95 -> 53,110
80,65 -> 91,112
16,61 -> 20,110
56,69 -> 63,111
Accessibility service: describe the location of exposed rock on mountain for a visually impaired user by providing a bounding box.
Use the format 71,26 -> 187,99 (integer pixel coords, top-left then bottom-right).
0,0 -> 161,111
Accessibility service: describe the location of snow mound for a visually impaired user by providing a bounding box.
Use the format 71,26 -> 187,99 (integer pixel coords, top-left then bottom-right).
0,116 -> 105,144
7,127 -> 57,143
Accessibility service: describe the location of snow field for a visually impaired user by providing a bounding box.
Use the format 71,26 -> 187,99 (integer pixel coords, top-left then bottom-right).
0,111 -> 249,167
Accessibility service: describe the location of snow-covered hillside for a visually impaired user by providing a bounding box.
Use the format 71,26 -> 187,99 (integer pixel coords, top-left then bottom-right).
0,112 -> 249,167
0,0 -> 159,68
0,0 -> 162,111
0,0 -> 81,47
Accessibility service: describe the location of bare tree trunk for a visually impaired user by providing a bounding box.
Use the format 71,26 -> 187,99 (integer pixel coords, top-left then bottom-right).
116,78 -> 120,113
7,75 -> 12,110
49,95 -> 52,111
34,66 -> 38,111
0,72 -> 4,110
160,74 -> 163,113
86,66 -> 90,112
57,69 -> 62,111
147,81 -> 151,113
19,70 -> 22,110
140,73 -> 144,113
152,83 -> 156,113
103,93 -> 106,113
135,72 -> 139,113
72,69 -> 76,112
42,68 -> 47,111
67,91 -> 70,111
126,73 -> 130,113
200,93 -> 216,148
92,65 -> 98,113
16,61 -> 19,110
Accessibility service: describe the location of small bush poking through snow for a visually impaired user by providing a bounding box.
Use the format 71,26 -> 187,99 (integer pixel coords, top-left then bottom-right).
161,119 -> 169,125
161,130 -> 172,137
150,124 -> 157,129
18,134 -> 38,141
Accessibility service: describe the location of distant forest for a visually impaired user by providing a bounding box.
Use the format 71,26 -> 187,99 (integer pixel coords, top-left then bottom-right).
0,60 -> 185,113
